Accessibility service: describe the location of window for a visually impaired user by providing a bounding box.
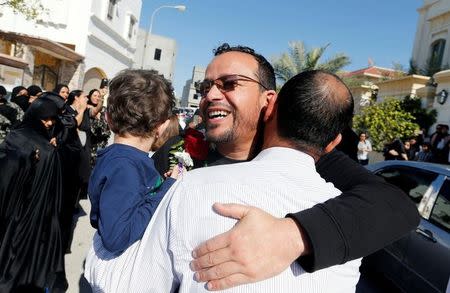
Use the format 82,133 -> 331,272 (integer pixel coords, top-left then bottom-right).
430,39 -> 446,69
33,65 -> 57,91
128,16 -> 136,38
154,48 -> 162,61
375,167 -> 438,207
430,179 -> 450,232
107,0 -> 116,20
193,94 -> 199,100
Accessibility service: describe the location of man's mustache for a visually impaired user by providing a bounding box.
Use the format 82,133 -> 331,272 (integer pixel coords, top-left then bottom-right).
201,102 -> 234,117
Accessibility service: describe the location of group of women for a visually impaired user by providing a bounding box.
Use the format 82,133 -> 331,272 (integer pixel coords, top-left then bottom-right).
0,83 -> 110,292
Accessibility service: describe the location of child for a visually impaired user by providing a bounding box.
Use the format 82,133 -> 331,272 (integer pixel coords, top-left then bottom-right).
88,69 -> 178,254
415,142 -> 433,162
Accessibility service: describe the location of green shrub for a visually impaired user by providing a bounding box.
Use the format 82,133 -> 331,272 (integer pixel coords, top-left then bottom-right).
353,98 -> 419,150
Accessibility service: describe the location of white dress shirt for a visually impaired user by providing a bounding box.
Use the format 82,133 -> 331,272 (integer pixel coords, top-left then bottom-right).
85,147 -> 360,292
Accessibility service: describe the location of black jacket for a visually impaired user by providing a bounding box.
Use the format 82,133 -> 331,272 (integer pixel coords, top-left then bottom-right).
289,150 -> 419,272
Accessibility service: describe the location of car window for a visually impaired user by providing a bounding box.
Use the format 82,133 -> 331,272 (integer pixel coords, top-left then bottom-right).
430,179 -> 450,233
375,166 -> 438,207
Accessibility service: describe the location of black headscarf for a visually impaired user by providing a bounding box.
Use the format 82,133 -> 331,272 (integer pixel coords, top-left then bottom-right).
53,84 -> 68,94
53,84 -> 69,100
27,85 -> 42,97
20,97 -> 59,139
39,91 -> 66,110
11,86 -> 30,112
11,86 -> 27,100
0,86 -> 7,103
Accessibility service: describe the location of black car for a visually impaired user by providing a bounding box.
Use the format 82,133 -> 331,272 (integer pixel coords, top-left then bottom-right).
361,161 -> 450,293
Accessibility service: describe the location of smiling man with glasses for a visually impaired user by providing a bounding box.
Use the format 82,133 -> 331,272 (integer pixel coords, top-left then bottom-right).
194,45 -> 276,165
136,43 -> 419,291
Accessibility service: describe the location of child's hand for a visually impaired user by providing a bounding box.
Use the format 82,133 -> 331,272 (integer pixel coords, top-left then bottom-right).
170,163 -> 187,179
163,170 -> 172,178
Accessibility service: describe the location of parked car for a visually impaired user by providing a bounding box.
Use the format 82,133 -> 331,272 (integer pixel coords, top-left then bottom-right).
361,161 -> 450,293
173,107 -> 196,129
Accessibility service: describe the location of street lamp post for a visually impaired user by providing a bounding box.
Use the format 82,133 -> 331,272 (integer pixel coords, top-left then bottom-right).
141,5 -> 186,69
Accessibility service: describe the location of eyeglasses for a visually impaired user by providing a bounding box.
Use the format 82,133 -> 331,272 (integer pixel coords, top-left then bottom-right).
195,74 -> 268,98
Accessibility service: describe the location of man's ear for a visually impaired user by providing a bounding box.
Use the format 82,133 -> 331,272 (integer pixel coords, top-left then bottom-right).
156,119 -> 171,138
263,90 -> 278,123
324,133 -> 342,154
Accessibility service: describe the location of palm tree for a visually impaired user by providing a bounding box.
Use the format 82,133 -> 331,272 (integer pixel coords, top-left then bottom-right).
272,41 -> 351,84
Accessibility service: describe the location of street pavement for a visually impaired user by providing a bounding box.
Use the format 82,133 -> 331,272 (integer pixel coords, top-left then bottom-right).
65,199 -> 95,293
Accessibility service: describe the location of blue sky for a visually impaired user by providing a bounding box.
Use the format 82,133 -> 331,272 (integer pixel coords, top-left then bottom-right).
139,0 -> 422,97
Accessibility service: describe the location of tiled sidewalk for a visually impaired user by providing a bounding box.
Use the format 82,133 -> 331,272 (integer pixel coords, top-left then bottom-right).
65,199 -> 95,293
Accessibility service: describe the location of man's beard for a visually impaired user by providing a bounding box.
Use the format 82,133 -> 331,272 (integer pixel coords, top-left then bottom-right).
202,102 -> 259,144
205,115 -> 236,143
205,111 -> 259,144
202,101 -> 236,143
205,124 -> 235,143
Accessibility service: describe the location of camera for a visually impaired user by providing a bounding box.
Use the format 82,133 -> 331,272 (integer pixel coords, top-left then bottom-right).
100,78 -> 109,89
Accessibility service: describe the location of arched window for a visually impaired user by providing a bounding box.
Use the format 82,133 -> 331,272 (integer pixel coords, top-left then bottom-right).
430,39 -> 446,69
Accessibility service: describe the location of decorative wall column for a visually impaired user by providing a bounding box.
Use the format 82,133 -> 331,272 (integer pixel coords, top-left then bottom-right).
15,44 -> 35,87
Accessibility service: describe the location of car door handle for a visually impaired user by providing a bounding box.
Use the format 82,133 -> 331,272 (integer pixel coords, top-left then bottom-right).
415,228 -> 437,243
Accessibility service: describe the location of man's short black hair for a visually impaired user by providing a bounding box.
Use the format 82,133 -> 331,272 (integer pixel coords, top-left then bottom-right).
277,70 -> 354,156
213,43 -> 276,91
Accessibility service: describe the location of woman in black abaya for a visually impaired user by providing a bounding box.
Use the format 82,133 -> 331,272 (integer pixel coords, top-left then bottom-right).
0,98 -> 67,292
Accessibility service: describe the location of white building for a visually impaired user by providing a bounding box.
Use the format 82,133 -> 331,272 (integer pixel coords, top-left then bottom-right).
181,65 -> 205,108
412,0 -> 450,73
134,28 -> 177,81
412,0 -> 450,128
0,0 -> 141,92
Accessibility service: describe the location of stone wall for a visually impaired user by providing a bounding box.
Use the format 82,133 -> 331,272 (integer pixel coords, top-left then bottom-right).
59,60 -> 85,90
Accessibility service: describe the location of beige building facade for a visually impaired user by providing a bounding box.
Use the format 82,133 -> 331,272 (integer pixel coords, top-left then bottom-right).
412,0 -> 450,73
181,66 -> 205,108
353,0 -> 450,130
412,0 -> 450,129
432,70 -> 450,125
376,75 -> 430,101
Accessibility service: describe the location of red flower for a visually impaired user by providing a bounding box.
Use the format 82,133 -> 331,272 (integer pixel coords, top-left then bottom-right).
184,128 -> 209,160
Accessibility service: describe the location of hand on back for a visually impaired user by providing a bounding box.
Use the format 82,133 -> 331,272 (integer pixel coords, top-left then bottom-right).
190,203 -> 308,290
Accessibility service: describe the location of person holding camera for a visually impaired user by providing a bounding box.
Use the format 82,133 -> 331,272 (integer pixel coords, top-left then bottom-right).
357,132 -> 372,165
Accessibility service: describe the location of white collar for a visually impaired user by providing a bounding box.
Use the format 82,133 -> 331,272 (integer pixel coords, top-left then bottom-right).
253,147 -> 315,167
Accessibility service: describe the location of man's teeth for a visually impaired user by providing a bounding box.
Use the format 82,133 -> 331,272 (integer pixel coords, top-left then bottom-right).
208,111 -> 229,119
